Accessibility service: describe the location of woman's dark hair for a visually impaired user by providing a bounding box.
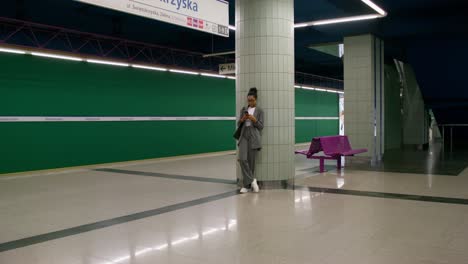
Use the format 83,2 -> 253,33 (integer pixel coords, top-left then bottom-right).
247,87 -> 258,99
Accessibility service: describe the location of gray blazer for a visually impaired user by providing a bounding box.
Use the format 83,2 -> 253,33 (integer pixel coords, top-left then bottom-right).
237,106 -> 264,149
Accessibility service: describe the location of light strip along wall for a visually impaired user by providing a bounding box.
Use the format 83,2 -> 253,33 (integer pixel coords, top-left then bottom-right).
296,117 -> 339,120
0,116 -> 338,122
0,46 -> 344,94
0,117 -> 237,122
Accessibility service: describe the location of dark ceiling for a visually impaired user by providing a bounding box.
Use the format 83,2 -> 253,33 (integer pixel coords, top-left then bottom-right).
1,0 -> 467,123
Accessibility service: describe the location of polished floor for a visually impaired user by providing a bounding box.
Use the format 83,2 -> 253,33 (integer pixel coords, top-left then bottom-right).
1,150 -> 468,263
346,143 -> 468,176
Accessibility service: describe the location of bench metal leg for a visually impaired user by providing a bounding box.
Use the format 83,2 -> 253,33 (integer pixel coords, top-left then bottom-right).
337,157 -> 342,170
319,158 -> 325,173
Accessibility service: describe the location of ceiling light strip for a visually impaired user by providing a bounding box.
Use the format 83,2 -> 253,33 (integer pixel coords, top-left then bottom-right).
311,14 -> 382,26
0,48 -> 343,86
293,23 -> 308,29
361,0 -> 387,16
31,52 -> 83,62
86,59 -> 129,67
0,47 -> 27,54
294,85 -> 344,94
200,73 -> 226,78
131,64 -> 167,71
0,46 -> 238,79
169,69 -> 200,75
295,0 -> 387,28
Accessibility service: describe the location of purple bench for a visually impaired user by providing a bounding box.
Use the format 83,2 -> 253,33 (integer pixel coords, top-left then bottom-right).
295,135 -> 367,173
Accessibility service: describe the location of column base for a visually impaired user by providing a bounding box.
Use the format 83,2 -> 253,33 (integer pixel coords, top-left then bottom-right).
402,144 -> 429,151
346,156 -> 372,165
258,180 -> 294,190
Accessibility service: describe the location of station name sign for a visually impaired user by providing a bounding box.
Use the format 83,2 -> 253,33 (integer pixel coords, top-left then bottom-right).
76,0 -> 229,37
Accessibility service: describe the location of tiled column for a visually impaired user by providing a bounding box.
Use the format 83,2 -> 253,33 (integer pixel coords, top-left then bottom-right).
235,0 -> 295,188
344,34 -> 384,164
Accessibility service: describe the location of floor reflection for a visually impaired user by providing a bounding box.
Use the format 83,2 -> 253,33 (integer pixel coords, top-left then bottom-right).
346,142 -> 468,175
104,219 -> 237,264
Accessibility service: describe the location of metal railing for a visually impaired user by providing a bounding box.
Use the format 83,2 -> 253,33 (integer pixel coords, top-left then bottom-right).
295,71 -> 343,90
439,124 -> 468,152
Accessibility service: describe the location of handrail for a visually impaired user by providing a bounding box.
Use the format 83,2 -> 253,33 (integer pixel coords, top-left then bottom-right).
295,72 -> 343,90
438,124 -> 468,152
439,124 -> 468,127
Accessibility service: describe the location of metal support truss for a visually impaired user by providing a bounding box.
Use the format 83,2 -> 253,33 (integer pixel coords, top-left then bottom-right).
0,16 -> 231,72
0,16 -> 343,90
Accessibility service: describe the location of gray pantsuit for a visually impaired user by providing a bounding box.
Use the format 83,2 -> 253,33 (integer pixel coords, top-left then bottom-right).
237,107 -> 264,188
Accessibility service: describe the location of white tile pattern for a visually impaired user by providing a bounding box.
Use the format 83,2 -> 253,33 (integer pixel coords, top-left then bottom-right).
344,34 -> 385,162
236,0 -> 296,182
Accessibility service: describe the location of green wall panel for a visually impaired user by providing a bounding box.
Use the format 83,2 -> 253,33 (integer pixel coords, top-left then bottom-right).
295,120 -> 339,144
0,53 -> 235,116
295,89 -> 339,117
0,53 -> 339,174
0,121 -> 235,174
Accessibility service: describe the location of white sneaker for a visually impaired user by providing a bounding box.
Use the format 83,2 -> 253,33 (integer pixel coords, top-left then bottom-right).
251,179 -> 259,193
239,188 -> 249,193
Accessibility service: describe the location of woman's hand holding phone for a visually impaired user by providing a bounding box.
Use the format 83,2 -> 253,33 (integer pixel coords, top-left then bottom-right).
240,111 -> 248,123
240,113 -> 248,123
247,114 -> 257,123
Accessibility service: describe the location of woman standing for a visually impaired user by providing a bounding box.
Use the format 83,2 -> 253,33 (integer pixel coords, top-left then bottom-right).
237,87 -> 264,193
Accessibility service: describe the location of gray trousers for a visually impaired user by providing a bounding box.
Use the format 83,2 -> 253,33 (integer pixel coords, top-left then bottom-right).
238,126 -> 258,188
